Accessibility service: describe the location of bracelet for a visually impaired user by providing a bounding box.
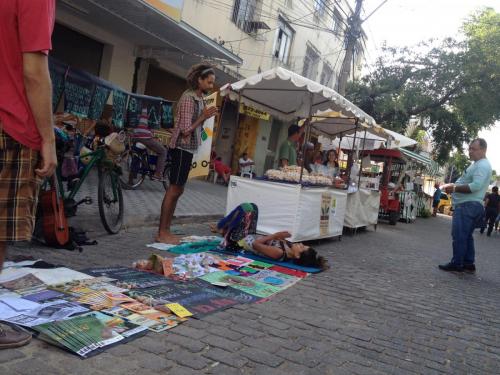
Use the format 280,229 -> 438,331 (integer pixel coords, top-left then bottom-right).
453,185 -> 456,193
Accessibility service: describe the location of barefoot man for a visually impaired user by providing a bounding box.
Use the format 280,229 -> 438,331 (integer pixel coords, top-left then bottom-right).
156,64 -> 217,244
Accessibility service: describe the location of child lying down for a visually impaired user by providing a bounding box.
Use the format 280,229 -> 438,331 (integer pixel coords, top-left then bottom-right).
214,203 -> 328,270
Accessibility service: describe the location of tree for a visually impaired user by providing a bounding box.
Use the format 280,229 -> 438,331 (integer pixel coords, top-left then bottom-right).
346,8 -> 500,163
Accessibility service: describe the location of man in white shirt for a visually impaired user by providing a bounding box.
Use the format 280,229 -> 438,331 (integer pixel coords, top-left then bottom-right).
239,152 -> 254,176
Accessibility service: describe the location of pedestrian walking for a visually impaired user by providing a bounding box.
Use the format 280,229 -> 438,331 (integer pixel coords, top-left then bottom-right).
0,0 -> 57,348
480,186 -> 499,236
432,182 -> 442,216
156,64 -> 217,244
439,139 -> 492,273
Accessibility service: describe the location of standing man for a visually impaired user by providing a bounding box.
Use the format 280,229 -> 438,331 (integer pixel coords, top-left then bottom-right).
480,186 -> 499,237
432,182 -> 442,217
156,64 -> 217,244
279,124 -> 302,168
439,139 -> 492,273
0,0 -> 57,347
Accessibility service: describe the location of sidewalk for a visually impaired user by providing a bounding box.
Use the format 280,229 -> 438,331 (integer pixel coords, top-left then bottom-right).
70,171 -> 227,234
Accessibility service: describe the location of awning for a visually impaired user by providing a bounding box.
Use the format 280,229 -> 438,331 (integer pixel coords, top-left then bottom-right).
399,148 -> 432,167
59,0 -> 242,65
220,67 -> 376,127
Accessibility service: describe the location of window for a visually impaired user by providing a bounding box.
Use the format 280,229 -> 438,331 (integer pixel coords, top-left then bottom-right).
314,0 -> 326,18
320,63 -> 333,86
273,18 -> 294,64
332,8 -> 343,35
232,0 -> 259,33
302,45 -> 320,80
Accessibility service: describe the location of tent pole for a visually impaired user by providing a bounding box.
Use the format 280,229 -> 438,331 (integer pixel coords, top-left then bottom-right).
346,119 -> 359,186
358,129 -> 367,188
299,92 -> 314,185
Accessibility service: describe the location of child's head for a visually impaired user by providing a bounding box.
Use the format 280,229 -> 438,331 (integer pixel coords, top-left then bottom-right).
290,244 -> 329,270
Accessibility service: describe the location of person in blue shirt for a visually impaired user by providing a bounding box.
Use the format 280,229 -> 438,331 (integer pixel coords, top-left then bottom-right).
432,182 -> 442,217
439,138 -> 492,273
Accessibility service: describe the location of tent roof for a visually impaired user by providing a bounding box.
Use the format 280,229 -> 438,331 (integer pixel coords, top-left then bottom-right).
219,67 -> 376,127
399,148 -> 432,167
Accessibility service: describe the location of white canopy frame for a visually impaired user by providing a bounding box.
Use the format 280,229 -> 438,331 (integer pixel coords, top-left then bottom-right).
219,68 -> 377,184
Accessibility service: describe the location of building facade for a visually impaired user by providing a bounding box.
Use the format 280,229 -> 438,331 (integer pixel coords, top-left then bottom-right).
53,0 -> 364,176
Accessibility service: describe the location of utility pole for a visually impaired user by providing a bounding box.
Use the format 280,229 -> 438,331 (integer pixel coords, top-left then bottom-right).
337,0 -> 363,95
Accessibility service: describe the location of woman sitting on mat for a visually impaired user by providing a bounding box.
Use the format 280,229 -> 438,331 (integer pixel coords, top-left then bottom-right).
213,203 -> 328,270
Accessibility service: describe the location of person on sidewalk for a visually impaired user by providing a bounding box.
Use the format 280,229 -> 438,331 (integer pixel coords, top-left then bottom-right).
0,0 -> 57,348
156,64 -> 217,244
129,108 -> 167,184
432,182 -> 442,217
239,152 -> 254,177
480,186 -> 499,236
279,124 -> 302,168
214,157 -> 231,184
439,139 -> 492,273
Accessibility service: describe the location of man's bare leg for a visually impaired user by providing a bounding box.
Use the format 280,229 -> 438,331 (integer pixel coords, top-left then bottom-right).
156,184 -> 184,244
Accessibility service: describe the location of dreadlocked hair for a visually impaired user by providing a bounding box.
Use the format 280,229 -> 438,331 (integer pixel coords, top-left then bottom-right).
294,247 -> 329,270
186,63 -> 215,90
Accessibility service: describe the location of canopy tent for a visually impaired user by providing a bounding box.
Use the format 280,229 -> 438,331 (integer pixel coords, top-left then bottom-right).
399,148 -> 432,167
219,67 -> 377,129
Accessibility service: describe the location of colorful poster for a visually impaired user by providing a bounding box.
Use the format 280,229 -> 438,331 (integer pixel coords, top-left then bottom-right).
320,193 -> 332,236
188,92 -> 217,179
112,90 -> 129,128
161,101 -> 174,129
200,271 -> 281,298
126,93 -> 162,129
48,58 -> 68,112
88,84 -> 111,120
64,68 -> 94,118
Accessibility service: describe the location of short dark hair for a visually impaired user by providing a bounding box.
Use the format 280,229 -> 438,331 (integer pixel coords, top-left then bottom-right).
186,63 -> 215,90
493,186 -> 499,193
472,138 -> 487,149
288,124 -> 301,137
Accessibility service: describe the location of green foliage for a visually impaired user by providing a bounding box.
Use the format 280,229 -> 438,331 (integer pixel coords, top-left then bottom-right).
346,8 -> 500,163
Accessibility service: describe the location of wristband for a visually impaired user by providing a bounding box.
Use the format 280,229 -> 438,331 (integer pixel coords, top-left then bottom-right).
453,185 -> 456,193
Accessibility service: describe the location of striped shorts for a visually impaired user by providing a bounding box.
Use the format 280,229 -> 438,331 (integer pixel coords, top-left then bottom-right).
0,126 -> 41,242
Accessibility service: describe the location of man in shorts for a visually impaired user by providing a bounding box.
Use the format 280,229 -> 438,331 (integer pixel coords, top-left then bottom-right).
156,64 -> 217,244
0,0 -> 57,348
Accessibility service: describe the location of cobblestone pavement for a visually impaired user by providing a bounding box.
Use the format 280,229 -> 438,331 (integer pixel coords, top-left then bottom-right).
69,171 -> 227,233
3,215 -> 500,375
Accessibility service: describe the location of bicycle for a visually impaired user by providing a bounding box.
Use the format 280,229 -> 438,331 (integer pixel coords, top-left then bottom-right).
118,133 -> 171,190
50,130 -> 125,234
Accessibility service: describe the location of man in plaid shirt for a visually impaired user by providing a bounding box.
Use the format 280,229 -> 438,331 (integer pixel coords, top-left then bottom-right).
156,64 -> 217,244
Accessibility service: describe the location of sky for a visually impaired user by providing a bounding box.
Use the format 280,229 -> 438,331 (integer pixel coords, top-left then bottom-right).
359,0 -> 499,172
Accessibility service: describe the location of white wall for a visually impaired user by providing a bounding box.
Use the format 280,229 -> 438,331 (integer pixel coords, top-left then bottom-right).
56,8 -> 136,91
182,0 -> 351,86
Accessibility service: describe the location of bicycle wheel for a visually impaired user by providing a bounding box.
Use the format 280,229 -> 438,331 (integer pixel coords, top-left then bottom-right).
98,168 -> 124,234
118,149 -> 146,189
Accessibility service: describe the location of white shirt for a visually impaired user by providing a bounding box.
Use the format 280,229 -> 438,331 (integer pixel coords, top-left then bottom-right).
239,158 -> 254,174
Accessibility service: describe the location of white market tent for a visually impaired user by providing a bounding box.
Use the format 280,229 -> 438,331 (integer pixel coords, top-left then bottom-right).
220,67 -> 377,131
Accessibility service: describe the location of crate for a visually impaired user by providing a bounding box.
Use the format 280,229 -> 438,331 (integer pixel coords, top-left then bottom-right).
153,129 -> 172,147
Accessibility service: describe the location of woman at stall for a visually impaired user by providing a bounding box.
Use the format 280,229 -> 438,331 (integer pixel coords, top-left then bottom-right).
323,149 -> 339,177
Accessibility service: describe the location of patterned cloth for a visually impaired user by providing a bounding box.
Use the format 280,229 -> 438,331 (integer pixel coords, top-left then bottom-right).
217,203 -> 258,248
0,125 -> 41,242
169,90 -> 204,152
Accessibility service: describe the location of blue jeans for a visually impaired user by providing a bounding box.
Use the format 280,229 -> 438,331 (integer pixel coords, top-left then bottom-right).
451,201 -> 484,266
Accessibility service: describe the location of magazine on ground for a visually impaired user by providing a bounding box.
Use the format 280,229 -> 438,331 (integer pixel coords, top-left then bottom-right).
32,311 -> 148,357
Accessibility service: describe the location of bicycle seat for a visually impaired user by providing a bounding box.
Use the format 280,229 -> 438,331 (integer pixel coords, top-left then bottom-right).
133,142 -> 147,151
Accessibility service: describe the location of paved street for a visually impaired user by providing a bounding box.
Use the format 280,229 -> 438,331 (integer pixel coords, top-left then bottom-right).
3,215 -> 500,375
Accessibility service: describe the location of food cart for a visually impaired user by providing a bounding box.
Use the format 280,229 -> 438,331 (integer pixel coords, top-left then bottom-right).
220,68 -> 377,241
316,121 -> 417,231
